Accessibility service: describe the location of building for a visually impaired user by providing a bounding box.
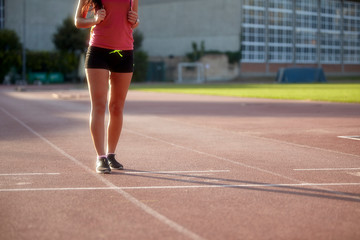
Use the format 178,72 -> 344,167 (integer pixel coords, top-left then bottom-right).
139,0 -> 242,57
1,0 -> 359,77
1,0 -> 78,51
139,0 -> 360,75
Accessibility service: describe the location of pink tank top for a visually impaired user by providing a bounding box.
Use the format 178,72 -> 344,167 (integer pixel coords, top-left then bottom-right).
89,0 -> 133,50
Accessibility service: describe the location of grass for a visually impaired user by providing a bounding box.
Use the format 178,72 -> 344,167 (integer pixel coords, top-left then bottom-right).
130,83 -> 360,103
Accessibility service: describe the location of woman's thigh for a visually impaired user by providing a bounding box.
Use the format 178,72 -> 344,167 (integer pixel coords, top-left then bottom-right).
86,68 -> 110,107
108,72 -> 133,105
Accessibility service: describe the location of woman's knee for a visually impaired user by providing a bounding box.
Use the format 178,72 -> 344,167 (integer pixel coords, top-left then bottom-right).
109,101 -> 124,116
91,101 -> 107,116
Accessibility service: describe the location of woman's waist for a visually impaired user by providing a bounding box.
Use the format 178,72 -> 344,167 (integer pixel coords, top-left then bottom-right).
89,38 -> 134,51
87,46 -> 134,54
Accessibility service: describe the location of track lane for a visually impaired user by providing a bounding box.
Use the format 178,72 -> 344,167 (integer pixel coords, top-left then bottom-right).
1,88 -> 359,240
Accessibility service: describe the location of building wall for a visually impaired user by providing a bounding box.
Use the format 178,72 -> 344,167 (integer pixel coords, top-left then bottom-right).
240,0 -> 360,73
3,0 -> 359,76
4,0 -> 78,51
139,0 -> 360,75
138,0 -> 242,57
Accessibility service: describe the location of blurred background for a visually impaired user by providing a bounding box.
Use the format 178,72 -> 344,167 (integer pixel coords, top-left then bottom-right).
0,0 -> 359,85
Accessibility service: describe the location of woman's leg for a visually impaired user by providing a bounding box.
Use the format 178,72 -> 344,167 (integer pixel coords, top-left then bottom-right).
86,68 -> 110,157
106,72 -> 133,154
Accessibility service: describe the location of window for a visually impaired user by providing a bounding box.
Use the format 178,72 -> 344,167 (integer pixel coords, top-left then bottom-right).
343,1 -> 360,63
267,1 -> 293,62
241,0 -> 360,64
242,1 -> 266,63
318,0 -> 342,63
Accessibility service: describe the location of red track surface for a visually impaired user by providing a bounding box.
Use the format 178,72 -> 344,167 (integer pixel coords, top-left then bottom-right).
1,86 -> 359,240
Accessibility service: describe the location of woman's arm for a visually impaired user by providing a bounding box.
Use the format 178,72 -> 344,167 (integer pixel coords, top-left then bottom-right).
74,0 -> 106,29
128,0 -> 139,29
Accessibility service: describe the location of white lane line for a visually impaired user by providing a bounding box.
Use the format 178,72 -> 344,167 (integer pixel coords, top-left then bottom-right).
0,173 -> 60,176
1,182 -> 360,192
338,136 -> 360,141
124,170 -> 230,174
294,168 -> 360,171
0,107 -> 204,240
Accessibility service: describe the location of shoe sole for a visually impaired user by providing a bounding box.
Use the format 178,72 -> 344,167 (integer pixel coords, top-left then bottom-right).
96,169 -> 111,174
110,166 -> 124,170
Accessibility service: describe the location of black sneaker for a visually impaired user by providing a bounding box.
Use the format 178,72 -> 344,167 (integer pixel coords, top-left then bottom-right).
96,157 -> 111,174
107,154 -> 124,170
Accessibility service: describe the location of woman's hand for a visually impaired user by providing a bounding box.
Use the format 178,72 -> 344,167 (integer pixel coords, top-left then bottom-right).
94,8 -> 106,24
128,9 -> 138,25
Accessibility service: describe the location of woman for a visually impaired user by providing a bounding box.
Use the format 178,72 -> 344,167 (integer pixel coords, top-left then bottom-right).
74,0 -> 139,174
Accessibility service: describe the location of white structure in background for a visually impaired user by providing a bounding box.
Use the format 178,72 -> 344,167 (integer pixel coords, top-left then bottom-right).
177,63 -> 205,83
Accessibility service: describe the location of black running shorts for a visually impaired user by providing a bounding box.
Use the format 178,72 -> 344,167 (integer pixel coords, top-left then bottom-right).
85,46 -> 134,73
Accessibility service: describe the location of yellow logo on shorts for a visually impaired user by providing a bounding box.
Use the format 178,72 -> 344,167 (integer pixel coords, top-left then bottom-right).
109,50 -> 123,57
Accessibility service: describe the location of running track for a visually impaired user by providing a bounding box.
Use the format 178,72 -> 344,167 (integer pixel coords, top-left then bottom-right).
0,85 -> 359,240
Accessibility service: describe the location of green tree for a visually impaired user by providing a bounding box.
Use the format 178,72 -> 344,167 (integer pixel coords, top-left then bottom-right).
0,29 -> 22,83
132,30 -> 149,82
133,30 -> 144,51
133,50 -> 148,82
186,41 -> 205,62
52,16 -> 88,81
53,16 -> 88,53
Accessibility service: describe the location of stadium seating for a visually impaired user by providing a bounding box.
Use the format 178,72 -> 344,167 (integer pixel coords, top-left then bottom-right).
276,68 -> 327,83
